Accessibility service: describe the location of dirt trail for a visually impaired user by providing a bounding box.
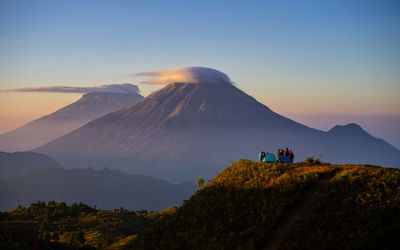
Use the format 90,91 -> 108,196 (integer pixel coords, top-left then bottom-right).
263,168 -> 340,250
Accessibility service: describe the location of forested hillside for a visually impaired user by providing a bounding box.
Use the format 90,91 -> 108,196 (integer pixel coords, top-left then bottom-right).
2,160 -> 399,249
131,160 -> 400,249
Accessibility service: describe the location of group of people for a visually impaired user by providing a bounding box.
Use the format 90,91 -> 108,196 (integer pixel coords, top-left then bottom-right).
259,148 -> 295,163
277,148 -> 294,161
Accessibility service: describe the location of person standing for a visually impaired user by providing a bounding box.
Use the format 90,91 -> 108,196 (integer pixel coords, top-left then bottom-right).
277,149 -> 284,158
284,148 -> 289,157
289,150 -> 294,161
259,152 -> 266,161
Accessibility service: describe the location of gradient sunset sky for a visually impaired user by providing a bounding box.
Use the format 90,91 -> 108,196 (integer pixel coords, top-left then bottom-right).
0,1 -> 399,145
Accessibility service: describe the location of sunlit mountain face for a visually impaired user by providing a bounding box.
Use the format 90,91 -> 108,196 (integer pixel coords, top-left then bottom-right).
0,91 -> 143,152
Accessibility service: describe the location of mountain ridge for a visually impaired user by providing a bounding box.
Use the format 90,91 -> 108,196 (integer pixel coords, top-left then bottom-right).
0,151 -> 60,179
0,91 -> 143,152
0,167 -> 195,211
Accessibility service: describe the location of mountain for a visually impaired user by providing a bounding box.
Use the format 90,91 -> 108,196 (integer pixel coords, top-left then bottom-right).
34,68 -> 400,182
0,167 -> 195,211
0,91 -> 143,152
0,151 -> 59,179
128,160 -> 400,250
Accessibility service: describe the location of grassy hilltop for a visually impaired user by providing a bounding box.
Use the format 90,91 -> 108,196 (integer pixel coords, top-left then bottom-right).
1,160 -> 399,249
131,160 -> 400,250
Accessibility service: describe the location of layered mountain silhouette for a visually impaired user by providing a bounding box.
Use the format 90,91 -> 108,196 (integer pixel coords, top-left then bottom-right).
34,67 -> 400,182
0,91 -> 143,151
0,151 -> 59,179
0,167 -> 195,211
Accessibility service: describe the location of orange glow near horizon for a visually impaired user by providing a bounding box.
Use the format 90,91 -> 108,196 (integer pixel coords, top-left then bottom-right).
0,84 -> 399,135
0,92 -> 81,134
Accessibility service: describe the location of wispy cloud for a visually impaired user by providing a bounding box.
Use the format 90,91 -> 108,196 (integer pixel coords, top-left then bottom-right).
1,83 -> 140,94
137,66 -> 232,85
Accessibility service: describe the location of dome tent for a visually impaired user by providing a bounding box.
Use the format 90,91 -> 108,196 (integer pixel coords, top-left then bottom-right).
278,155 -> 293,163
263,153 -> 278,163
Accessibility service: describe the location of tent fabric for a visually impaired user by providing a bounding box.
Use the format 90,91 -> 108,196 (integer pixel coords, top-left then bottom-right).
278,155 -> 293,163
263,153 -> 277,163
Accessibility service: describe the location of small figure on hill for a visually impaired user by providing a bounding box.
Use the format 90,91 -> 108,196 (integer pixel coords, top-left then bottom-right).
277,149 -> 284,158
259,151 -> 266,162
289,150 -> 294,161
284,148 -> 290,157
277,148 -> 294,163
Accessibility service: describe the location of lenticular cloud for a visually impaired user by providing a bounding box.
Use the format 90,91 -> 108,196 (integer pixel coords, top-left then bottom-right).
137,66 -> 232,85
2,83 -> 140,94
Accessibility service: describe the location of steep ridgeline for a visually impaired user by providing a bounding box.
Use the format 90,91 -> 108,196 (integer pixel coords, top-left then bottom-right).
129,160 -> 400,250
0,91 -> 143,152
34,78 -> 400,182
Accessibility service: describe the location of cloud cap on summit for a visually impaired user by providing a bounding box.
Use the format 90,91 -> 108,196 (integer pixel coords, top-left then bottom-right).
137,66 -> 232,85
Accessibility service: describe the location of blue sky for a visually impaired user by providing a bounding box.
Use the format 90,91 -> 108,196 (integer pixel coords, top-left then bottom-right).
0,0 -> 399,139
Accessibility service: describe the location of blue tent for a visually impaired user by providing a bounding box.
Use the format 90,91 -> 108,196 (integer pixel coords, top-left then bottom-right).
263,153 -> 277,163
278,155 -> 293,163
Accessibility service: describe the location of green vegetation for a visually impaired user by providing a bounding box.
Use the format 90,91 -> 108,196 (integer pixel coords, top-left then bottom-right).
1,160 -> 399,249
305,156 -> 327,165
0,201 -> 163,249
197,176 -> 205,189
130,160 -> 400,249
282,164 -> 400,249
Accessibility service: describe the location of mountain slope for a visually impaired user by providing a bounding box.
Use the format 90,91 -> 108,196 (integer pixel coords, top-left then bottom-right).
34,79 -> 400,182
0,167 -> 195,211
0,91 -> 143,152
0,151 -> 60,179
34,81 -> 316,180
129,160 -> 400,250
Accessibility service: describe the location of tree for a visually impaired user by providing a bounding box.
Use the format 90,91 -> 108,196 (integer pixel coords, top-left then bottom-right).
52,231 -> 60,242
97,231 -> 112,248
197,176 -> 205,189
58,222 -> 66,235
70,228 -> 86,247
41,231 -> 51,242
39,218 -> 49,233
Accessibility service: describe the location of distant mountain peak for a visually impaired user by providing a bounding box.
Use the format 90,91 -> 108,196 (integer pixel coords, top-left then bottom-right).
0,91 -> 143,152
41,91 -> 143,121
329,123 -> 366,134
77,91 -> 142,105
